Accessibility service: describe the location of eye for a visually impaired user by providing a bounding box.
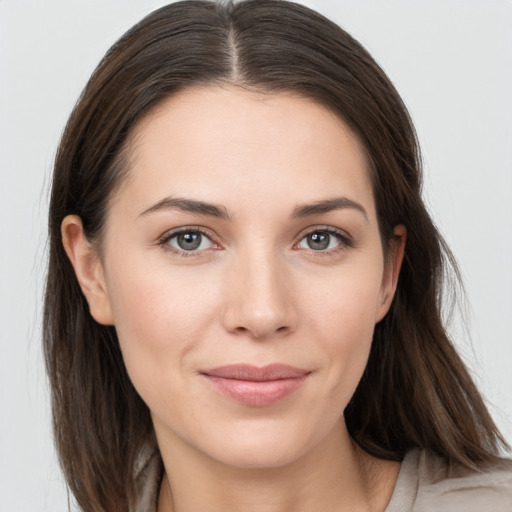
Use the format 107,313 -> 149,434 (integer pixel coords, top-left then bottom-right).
163,229 -> 216,253
297,229 -> 348,251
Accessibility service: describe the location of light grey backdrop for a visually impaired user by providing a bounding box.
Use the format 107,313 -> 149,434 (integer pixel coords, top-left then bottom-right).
1,1 -> 511,510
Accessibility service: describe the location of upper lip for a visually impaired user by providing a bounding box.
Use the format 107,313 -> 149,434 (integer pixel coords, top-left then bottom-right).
201,364 -> 310,381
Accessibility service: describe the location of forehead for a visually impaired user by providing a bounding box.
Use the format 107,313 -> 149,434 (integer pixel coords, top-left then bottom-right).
133,86 -> 367,162
115,86 -> 375,220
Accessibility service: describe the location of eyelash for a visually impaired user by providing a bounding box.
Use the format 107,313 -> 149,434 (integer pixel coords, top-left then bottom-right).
294,226 -> 354,255
158,227 -> 219,258
158,226 -> 354,258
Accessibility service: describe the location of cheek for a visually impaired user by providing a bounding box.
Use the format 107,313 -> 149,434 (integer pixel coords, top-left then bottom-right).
105,261 -> 222,397
306,260 -> 383,338
303,264 -> 383,401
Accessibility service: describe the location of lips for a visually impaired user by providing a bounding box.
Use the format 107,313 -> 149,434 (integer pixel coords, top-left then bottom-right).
200,364 -> 310,407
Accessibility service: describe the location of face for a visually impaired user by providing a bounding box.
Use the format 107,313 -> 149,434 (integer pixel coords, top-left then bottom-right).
64,86 -> 404,470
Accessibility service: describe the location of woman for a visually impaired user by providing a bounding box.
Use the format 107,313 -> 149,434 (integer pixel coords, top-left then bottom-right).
44,0 -> 512,510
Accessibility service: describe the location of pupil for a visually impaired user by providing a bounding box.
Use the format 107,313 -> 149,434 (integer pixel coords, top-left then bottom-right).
308,232 -> 330,250
177,232 -> 201,250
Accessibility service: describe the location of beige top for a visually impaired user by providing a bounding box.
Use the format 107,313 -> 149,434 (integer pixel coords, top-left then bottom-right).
384,449 -> 512,511
133,448 -> 512,511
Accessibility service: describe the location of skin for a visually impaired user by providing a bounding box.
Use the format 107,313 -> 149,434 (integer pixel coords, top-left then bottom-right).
63,86 -> 406,512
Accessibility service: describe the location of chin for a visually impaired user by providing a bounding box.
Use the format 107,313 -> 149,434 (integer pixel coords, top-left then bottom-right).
208,439 -> 308,470
193,414 -> 341,471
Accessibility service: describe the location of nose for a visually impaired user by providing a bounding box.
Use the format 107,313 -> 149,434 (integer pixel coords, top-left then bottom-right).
221,249 -> 298,340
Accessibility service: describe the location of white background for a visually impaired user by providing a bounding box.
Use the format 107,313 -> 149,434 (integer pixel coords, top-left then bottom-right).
1,1 -> 511,510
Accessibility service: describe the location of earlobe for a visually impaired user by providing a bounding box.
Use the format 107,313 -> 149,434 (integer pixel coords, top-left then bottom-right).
376,224 -> 406,322
61,215 -> 114,325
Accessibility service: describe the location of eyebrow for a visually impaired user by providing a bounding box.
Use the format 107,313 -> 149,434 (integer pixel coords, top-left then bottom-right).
139,195 -> 367,221
292,197 -> 368,220
139,197 -> 230,219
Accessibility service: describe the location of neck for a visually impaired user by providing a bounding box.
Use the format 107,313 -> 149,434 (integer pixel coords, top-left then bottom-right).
156,420 -> 399,512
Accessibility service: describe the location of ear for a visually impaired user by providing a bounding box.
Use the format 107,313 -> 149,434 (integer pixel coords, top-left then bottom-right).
375,224 -> 406,322
61,215 -> 114,325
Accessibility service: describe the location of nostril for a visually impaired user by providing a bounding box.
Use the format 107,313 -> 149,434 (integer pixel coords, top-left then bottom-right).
220,294 -> 297,339
231,324 -> 291,339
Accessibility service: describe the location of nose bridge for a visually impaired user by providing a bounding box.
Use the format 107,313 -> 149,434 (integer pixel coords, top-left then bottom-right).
221,242 -> 296,339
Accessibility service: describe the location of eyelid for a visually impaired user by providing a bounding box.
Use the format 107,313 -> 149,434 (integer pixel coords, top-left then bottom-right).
293,225 -> 354,251
158,226 -> 222,257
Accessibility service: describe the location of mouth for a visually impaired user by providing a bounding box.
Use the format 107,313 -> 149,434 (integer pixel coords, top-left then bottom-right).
200,364 -> 311,407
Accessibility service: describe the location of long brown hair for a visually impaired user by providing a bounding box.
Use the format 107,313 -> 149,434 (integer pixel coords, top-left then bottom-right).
44,1 -> 508,510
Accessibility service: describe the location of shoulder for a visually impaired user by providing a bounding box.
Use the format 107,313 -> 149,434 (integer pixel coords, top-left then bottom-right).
417,450 -> 512,511
387,449 -> 512,512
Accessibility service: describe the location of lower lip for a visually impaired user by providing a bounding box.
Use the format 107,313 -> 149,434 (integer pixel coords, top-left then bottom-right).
203,375 -> 308,407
